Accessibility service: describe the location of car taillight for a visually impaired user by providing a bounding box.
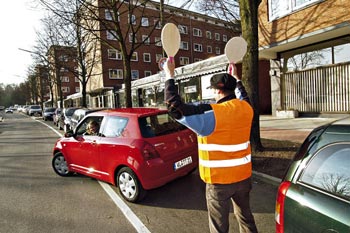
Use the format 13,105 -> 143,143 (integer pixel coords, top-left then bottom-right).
275,181 -> 291,233
141,141 -> 160,160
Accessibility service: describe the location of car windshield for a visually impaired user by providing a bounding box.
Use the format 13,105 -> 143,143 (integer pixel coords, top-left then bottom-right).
32,106 -> 41,109
139,113 -> 186,138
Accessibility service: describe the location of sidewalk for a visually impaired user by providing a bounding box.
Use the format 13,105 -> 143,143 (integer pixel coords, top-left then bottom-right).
259,115 -> 346,143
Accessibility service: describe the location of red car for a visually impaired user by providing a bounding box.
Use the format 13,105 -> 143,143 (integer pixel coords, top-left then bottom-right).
52,108 -> 198,202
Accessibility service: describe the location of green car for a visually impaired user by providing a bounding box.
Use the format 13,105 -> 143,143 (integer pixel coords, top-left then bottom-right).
275,117 -> 350,233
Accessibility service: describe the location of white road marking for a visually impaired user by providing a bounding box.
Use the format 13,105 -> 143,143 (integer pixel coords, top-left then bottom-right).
99,181 -> 151,233
38,119 -> 151,233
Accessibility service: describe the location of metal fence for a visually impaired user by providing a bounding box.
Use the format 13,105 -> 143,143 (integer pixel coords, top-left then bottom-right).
283,62 -> 350,113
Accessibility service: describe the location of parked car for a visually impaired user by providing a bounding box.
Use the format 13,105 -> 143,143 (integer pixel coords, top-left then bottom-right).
51,108 -> 198,202
58,107 -> 79,132
5,108 -> 13,114
275,117 -> 350,233
53,108 -> 62,126
42,107 -> 57,121
28,105 -> 42,116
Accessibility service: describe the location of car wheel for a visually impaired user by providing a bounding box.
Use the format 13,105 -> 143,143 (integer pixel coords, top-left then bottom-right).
52,152 -> 72,177
117,167 -> 146,203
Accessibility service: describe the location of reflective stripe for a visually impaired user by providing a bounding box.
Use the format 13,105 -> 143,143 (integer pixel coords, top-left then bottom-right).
198,141 -> 249,152
199,154 -> 251,168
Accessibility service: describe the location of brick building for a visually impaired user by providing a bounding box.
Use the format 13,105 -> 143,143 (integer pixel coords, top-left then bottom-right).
48,45 -> 80,108
83,0 -> 238,108
258,0 -> 350,115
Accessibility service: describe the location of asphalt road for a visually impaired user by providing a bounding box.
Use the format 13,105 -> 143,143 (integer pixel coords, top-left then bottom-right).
0,112 -> 277,233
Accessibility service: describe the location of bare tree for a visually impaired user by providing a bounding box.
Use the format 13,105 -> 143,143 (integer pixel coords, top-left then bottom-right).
76,0 -> 171,107
189,0 -> 263,151
240,0 -> 263,151
35,0 -> 101,108
30,15 -> 66,108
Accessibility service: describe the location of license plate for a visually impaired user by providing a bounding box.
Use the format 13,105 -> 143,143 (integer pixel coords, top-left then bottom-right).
174,156 -> 192,171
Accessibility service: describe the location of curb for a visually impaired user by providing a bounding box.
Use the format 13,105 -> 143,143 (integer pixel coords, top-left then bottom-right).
252,171 -> 281,186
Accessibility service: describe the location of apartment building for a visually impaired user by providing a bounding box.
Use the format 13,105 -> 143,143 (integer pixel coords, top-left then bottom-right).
48,45 -> 80,108
84,0 -> 238,108
258,0 -> 350,115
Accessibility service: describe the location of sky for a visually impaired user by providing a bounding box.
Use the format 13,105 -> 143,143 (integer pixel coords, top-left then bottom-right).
0,0 -> 44,85
0,0 -> 193,86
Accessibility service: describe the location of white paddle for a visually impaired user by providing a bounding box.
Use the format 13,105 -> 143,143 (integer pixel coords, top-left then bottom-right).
161,23 -> 181,63
224,37 -> 247,63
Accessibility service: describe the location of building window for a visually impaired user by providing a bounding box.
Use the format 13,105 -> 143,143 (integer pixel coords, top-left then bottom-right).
143,53 -> 151,62
215,47 -> 221,54
105,9 -> 112,20
194,43 -> 203,52
60,67 -> 68,72
178,25 -> 188,34
194,58 -> 202,62
154,20 -> 162,29
61,87 -> 70,93
109,69 -> 123,79
131,52 -> 138,61
223,35 -> 228,42
142,35 -> 150,45
131,70 -> 139,80
108,49 -> 122,60
141,17 -> 149,27
180,41 -> 189,50
61,76 -> 69,82
107,30 -> 118,40
206,31 -> 212,39
155,37 -> 162,46
75,77 -> 80,82
156,54 -> 163,62
129,33 -> 137,43
75,87 -> 80,93
59,55 -> 68,62
129,14 -> 136,25
193,28 -> 202,37
144,70 -> 152,77
215,33 -> 220,41
180,57 -> 190,65
207,45 -> 212,53
268,0 -> 322,21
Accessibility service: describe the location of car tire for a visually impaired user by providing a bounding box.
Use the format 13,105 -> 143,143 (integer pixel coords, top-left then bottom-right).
117,167 -> 146,203
52,152 -> 72,177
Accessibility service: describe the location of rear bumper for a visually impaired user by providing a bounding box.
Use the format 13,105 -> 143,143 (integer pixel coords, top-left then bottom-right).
136,152 -> 198,190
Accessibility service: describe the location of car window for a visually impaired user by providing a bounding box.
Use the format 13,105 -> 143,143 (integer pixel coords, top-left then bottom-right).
140,113 -> 186,137
66,108 -> 77,116
101,116 -> 128,137
76,116 -> 103,136
299,143 -> 350,201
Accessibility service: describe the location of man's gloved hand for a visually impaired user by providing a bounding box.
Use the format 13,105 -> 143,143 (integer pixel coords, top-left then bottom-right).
164,57 -> 175,79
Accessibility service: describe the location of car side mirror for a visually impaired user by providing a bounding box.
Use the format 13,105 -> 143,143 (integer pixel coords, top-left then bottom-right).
64,130 -> 74,138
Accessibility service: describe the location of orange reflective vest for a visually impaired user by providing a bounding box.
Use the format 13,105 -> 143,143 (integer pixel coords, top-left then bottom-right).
198,99 -> 253,184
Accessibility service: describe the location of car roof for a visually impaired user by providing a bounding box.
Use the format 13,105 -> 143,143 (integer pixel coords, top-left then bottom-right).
88,107 -> 167,117
330,116 -> 350,126
324,116 -> 350,135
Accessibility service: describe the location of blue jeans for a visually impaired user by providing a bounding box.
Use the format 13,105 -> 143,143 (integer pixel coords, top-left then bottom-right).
206,178 -> 258,233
